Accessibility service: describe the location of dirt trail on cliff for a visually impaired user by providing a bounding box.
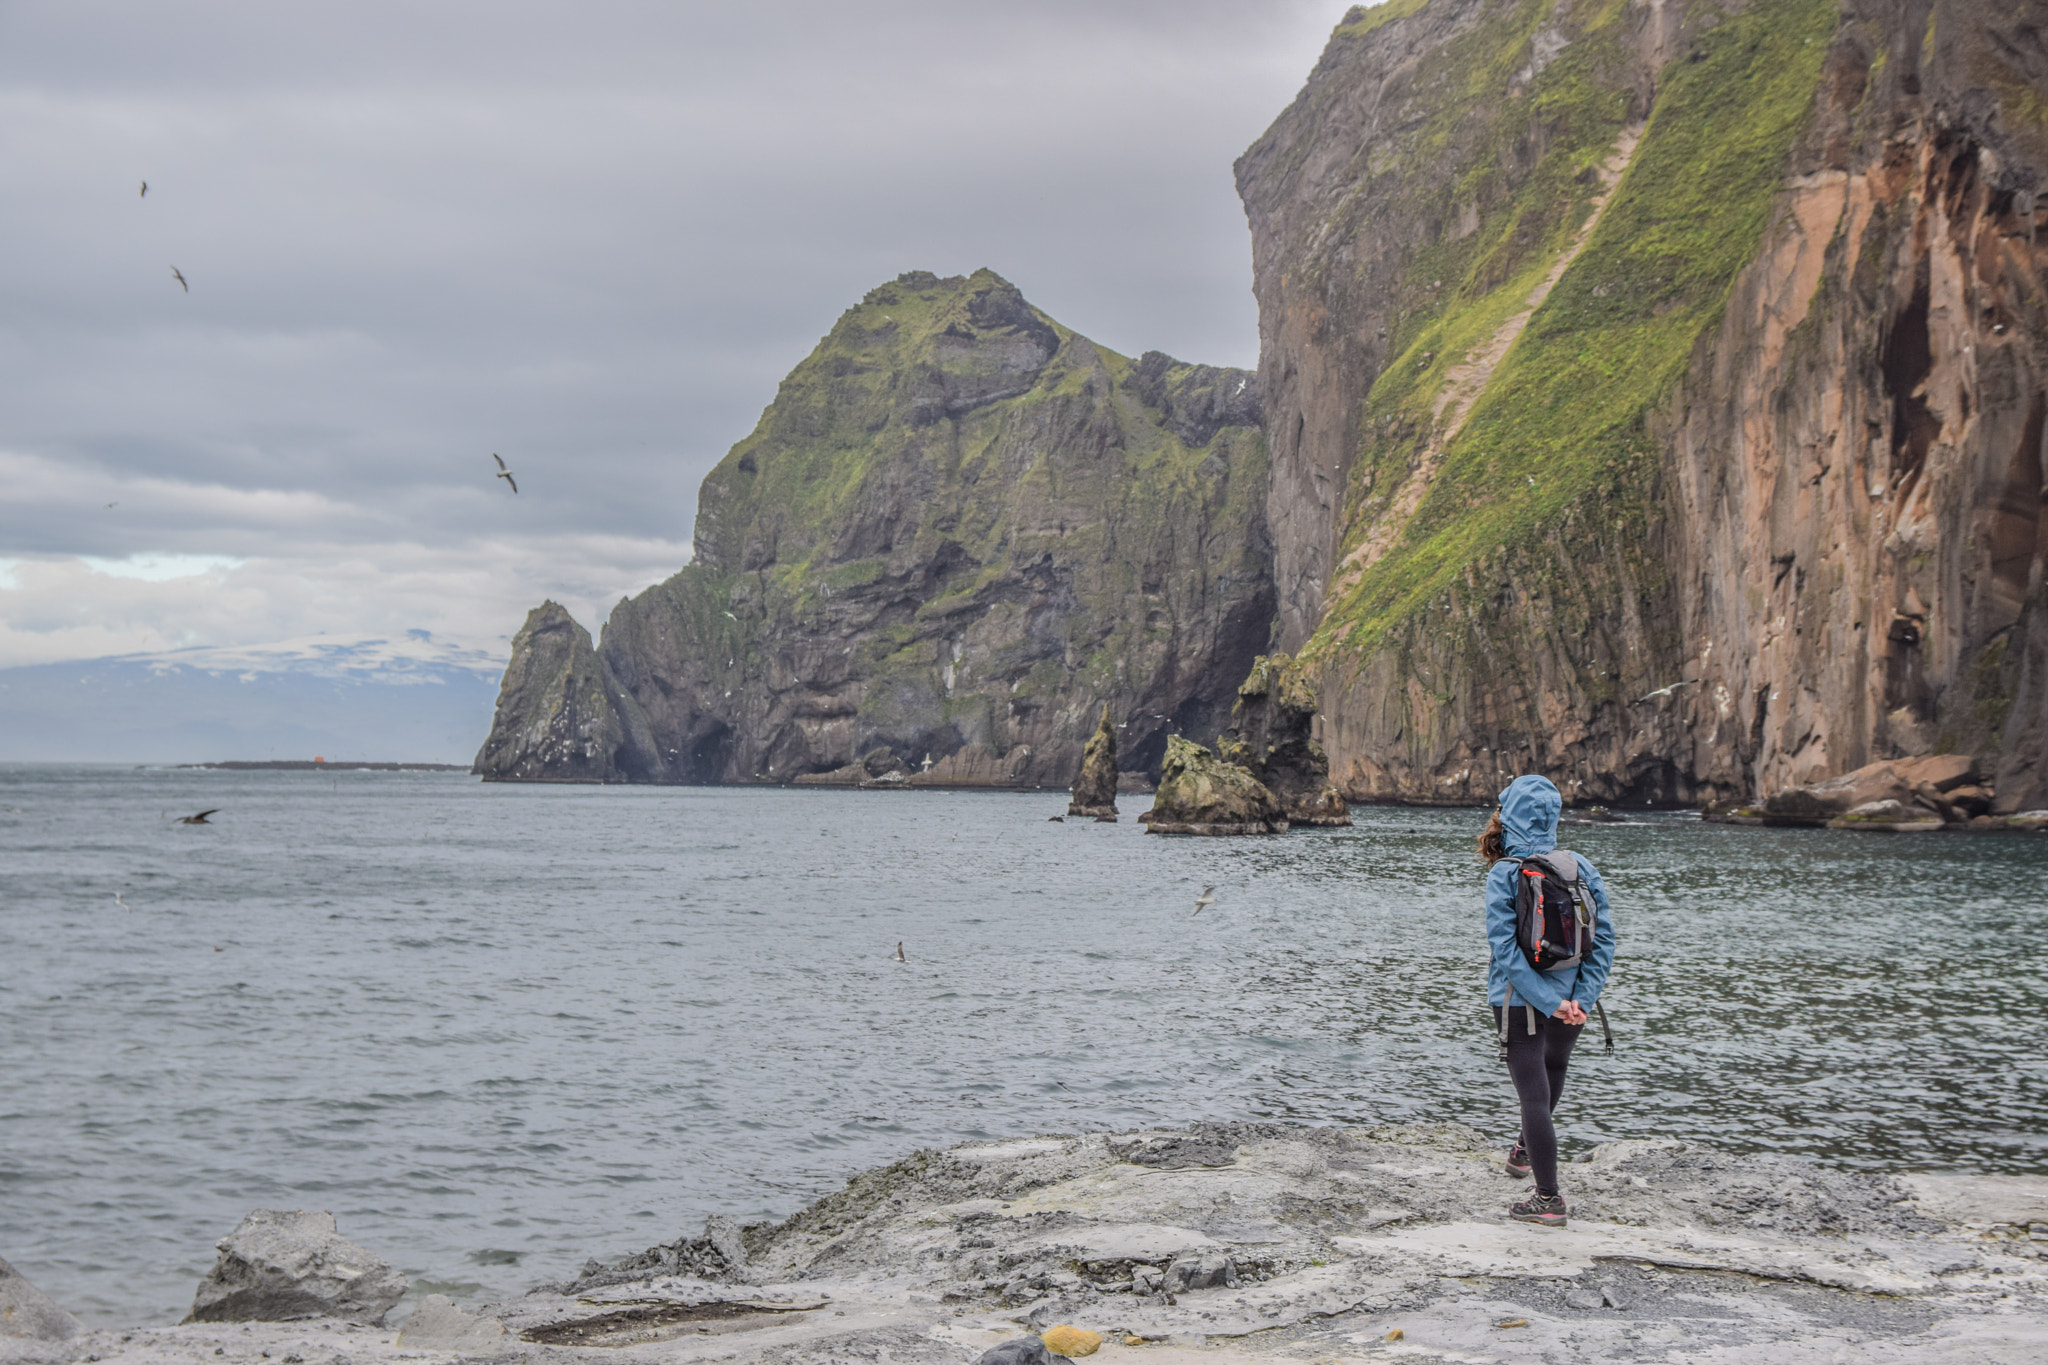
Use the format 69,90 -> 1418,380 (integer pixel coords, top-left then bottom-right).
1338,124 -> 1644,591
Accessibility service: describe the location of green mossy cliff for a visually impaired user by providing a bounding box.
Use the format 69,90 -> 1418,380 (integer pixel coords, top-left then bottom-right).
476,270 -> 1272,785
1239,0 -> 2048,806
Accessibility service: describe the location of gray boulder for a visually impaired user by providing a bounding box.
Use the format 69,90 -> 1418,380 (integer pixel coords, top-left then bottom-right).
185,1210 -> 407,1325
396,1294 -> 505,1348
0,1256 -> 81,1342
1163,1251 -> 1236,1291
974,1336 -> 1053,1365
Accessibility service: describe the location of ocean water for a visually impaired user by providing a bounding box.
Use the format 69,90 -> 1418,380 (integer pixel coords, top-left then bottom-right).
2,764 -> 2044,1326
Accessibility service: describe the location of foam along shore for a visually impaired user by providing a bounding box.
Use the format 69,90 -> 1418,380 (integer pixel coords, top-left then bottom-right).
6,1124 -> 2046,1365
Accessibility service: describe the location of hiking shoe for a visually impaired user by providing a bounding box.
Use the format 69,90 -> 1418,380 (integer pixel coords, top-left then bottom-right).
1504,1142 -> 1530,1179
1509,1191 -> 1567,1229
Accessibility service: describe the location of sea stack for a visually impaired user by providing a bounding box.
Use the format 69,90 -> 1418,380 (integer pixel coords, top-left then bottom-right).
1067,707 -> 1119,818
1218,655 -> 1350,826
1139,735 -> 1287,836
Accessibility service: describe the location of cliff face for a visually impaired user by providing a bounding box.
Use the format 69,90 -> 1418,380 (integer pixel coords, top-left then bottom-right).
476,271 -> 1272,785
1238,0 -> 2048,806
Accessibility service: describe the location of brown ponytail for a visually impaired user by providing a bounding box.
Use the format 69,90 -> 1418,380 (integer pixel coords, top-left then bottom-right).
1476,807 -> 1508,865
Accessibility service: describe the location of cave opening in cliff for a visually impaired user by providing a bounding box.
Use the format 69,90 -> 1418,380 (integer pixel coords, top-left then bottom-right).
682,722 -> 735,785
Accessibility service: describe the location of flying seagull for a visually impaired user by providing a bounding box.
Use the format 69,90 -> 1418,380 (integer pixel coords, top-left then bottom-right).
893,941 -> 907,963
139,180 -> 148,198
114,890 -> 129,909
170,265 -> 187,293
1193,885 -> 1217,914
492,453 -> 518,493
1637,679 -> 1700,702
103,501 -> 118,509
177,809 -> 220,825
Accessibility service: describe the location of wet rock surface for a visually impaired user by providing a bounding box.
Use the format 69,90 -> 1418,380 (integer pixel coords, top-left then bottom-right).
1216,655 -> 1349,827
1138,736 -> 1286,836
184,1211 -> 407,1327
1066,709 -> 1118,819
18,1125 -> 2048,1363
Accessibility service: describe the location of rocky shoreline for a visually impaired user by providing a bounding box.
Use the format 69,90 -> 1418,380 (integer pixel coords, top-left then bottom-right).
7,1124 -> 2044,1364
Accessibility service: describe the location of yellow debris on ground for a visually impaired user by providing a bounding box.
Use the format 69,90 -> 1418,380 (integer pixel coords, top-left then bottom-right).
1042,1325 -> 1103,1357
1384,1328 -> 1404,1340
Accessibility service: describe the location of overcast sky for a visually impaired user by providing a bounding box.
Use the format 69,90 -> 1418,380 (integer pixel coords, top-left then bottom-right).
0,0 -> 1340,669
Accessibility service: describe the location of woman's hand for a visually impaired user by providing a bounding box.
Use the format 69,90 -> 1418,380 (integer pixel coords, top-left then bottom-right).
1553,1000 -> 1588,1026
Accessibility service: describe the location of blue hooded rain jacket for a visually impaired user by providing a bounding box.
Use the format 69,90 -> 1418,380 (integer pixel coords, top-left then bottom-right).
1486,775 -> 1616,1016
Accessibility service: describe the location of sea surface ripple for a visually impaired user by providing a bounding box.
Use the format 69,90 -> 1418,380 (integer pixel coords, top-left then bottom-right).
2,765 -> 2044,1324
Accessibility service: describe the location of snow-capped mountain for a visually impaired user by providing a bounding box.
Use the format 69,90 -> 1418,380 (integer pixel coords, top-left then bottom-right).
0,632 -> 506,764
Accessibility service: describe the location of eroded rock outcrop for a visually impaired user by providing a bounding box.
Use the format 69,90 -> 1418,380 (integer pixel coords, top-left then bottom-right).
1239,0 -> 2048,808
1067,708 -> 1118,818
1218,654 -> 1350,826
472,603 -> 631,782
185,1211 -> 406,1326
478,271 -> 1272,786
1757,752 -> 1988,824
1139,734 -> 1287,835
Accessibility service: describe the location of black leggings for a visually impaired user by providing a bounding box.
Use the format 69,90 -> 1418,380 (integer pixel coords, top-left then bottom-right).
1493,1004 -> 1583,1196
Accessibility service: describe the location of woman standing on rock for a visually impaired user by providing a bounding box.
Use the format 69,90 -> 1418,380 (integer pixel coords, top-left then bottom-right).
1477,774 -> 1616,1229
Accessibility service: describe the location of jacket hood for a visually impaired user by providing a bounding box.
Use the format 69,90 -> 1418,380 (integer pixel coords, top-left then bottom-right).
1498,775 -> 1561,856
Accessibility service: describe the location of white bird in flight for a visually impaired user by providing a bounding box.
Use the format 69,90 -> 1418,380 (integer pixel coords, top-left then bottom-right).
1637,679 -> 1700,702
492,453 -> 518,493
1193,885 -> 1217,914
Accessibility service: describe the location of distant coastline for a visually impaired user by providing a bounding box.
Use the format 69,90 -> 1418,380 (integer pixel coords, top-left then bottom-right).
176,760 -> 469,772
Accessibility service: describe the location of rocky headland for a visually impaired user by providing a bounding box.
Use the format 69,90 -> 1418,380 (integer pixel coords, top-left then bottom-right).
475,270 -> 1271,789
8,1125 -> 2044,1365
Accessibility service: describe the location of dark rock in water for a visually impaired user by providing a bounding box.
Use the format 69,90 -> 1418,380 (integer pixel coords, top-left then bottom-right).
1140,735 -> 1286,835
1216,654 -> 1349,826
471,602 -> 633,783
0,1255 -> 82,1341
1067,707 -> 1119,818
974,1336 -> 1053,1365
185,1210 -> 407,1325
476,270 -> 1272,790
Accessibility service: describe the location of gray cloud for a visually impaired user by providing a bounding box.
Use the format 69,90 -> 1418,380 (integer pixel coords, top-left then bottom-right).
0,0 -> 1338,668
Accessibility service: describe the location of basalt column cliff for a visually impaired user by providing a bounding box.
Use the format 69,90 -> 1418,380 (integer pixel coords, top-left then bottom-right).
1238,0 -> 2048,808
476,271 -> 1272,785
